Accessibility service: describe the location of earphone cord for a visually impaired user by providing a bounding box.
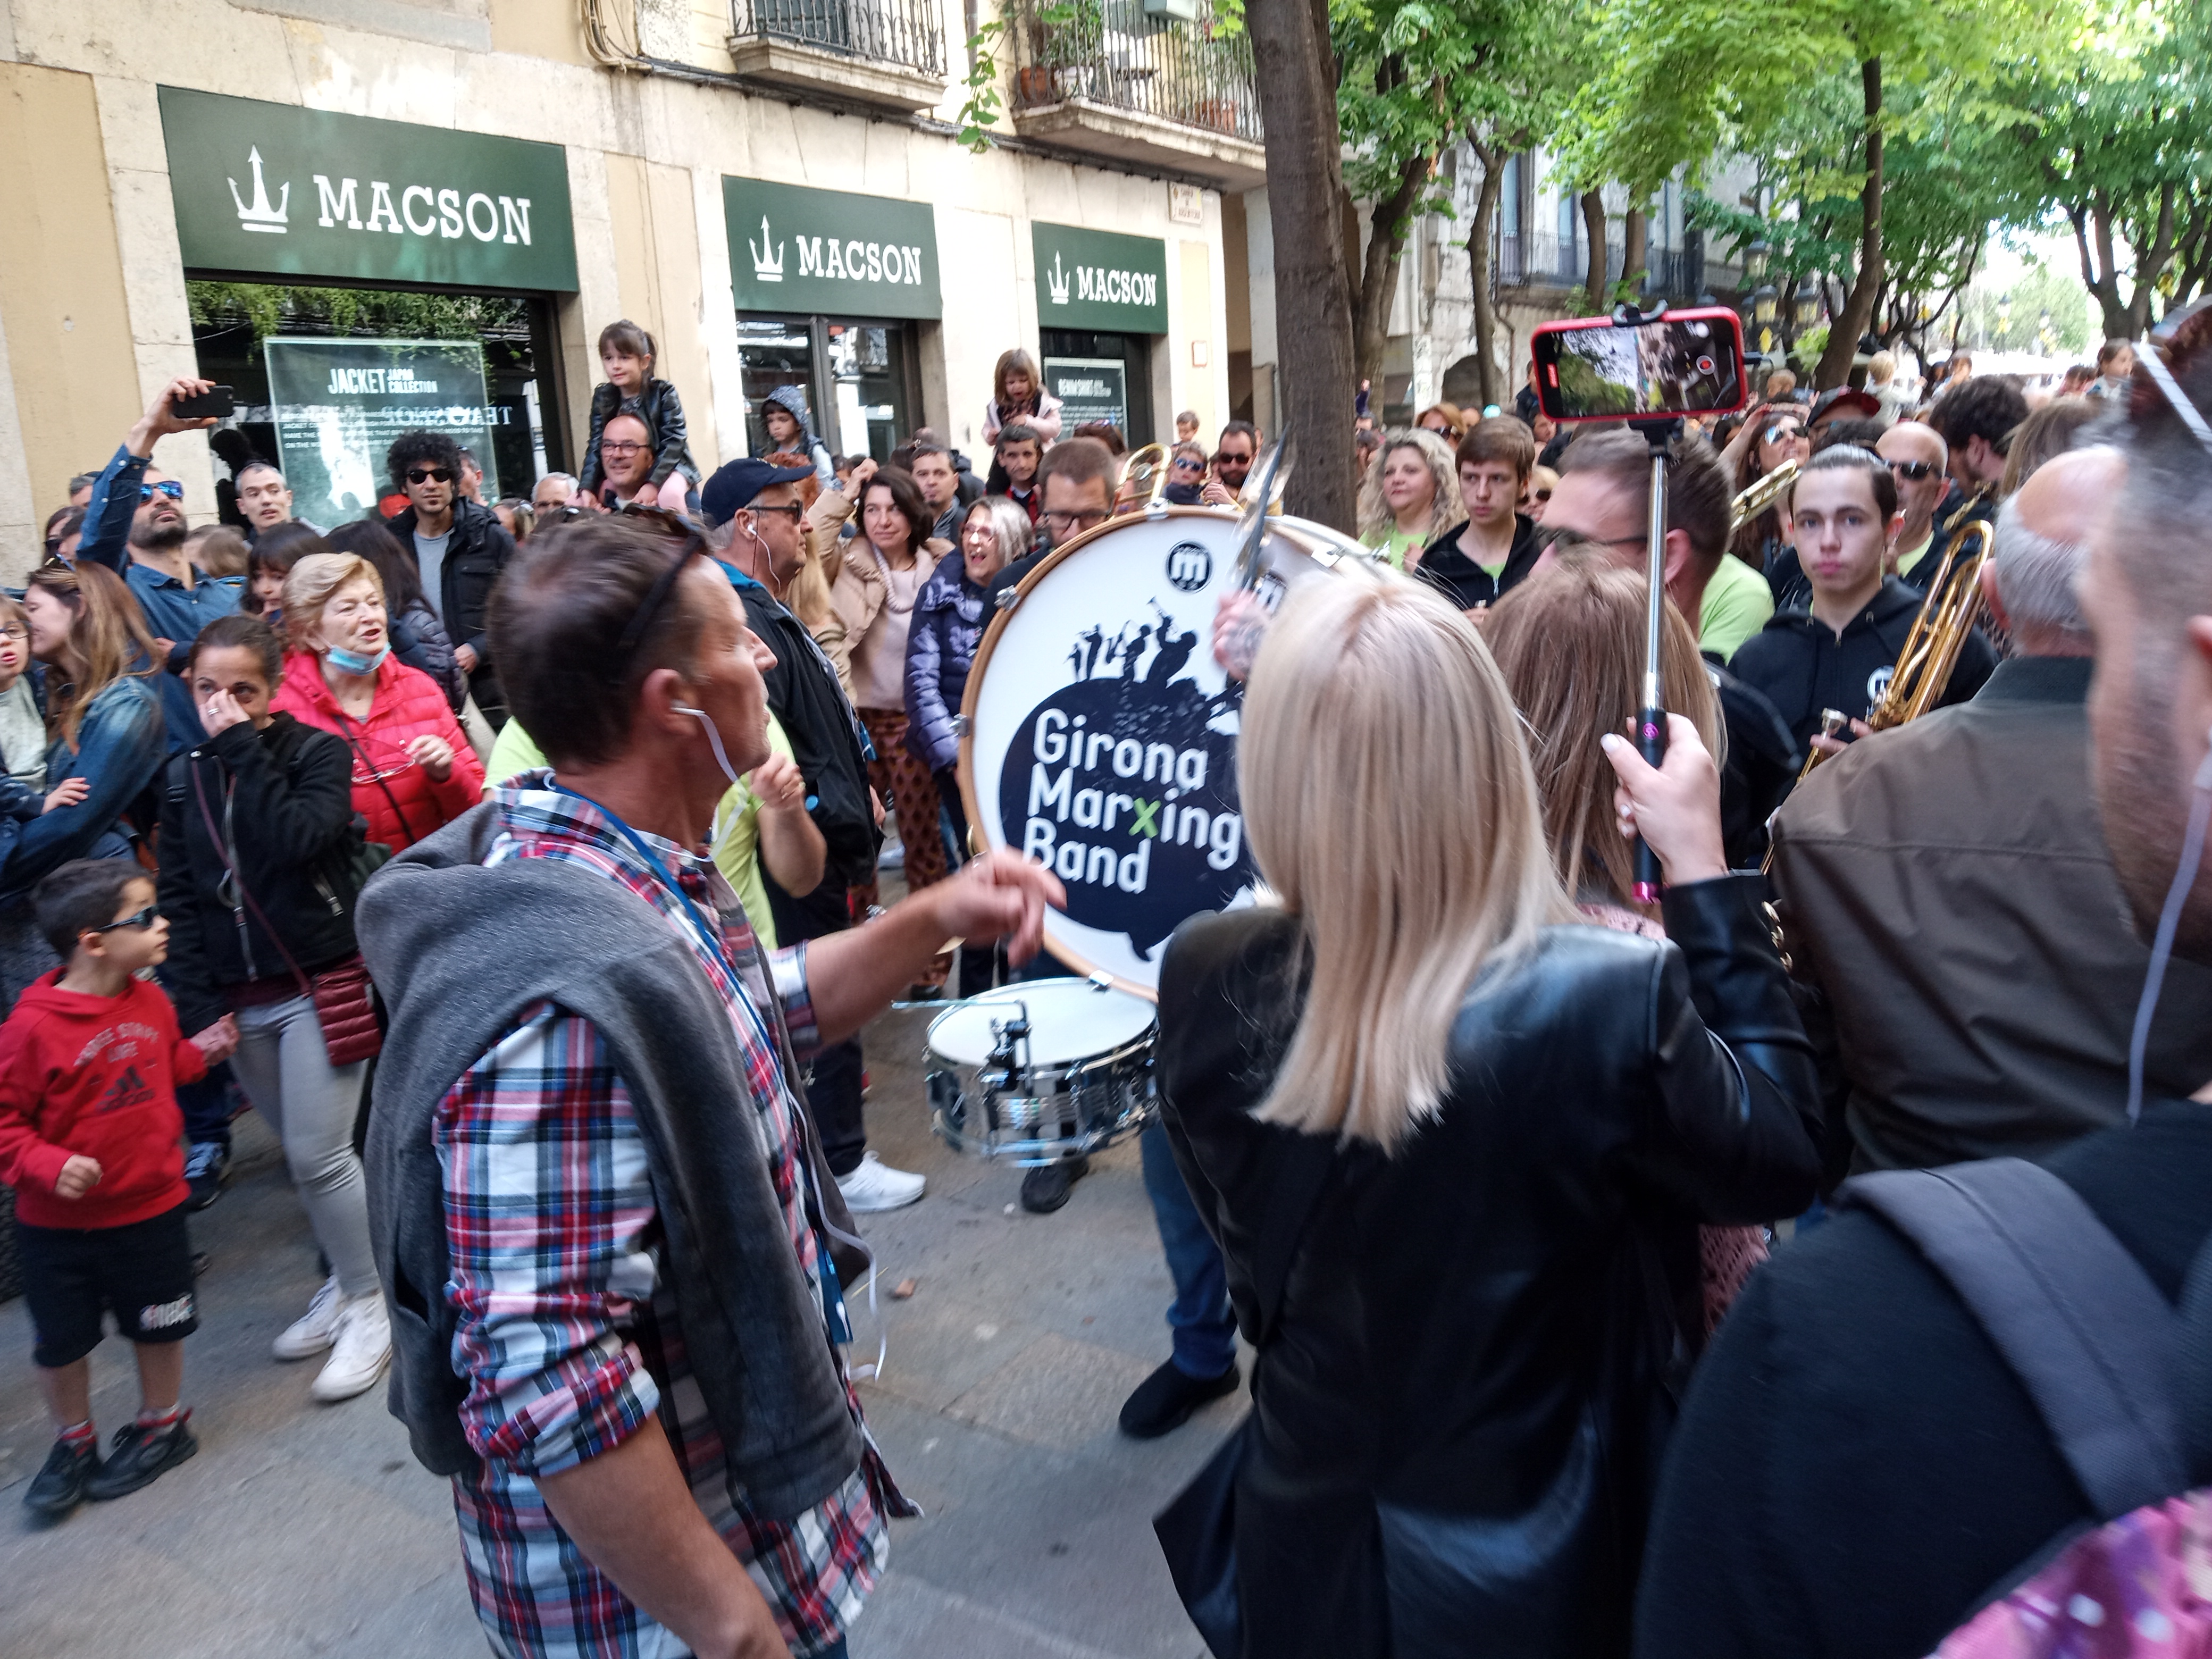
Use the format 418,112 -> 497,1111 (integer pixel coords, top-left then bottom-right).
678,700 -> 891,1382
2125,730 -> 2212,1125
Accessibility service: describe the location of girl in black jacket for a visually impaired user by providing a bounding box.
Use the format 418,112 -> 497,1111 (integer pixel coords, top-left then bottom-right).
1154,574 -> 1820,1658
158,614 -> 390,1404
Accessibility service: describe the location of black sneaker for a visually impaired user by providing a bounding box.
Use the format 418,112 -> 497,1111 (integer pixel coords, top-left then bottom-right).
183,1141 -> 230,1211
85,1415 -> 197,1502
1118,1358 -> 1240,1439
22,1435 -> 98,1520
1019,1154 -> 1091,1214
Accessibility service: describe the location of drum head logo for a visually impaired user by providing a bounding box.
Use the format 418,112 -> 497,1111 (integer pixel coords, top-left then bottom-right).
999,599 -> 1250,961
1165,541 -> 1212,592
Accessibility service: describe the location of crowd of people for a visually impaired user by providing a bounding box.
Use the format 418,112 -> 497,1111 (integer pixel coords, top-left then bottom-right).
3,299 -> 2209,1659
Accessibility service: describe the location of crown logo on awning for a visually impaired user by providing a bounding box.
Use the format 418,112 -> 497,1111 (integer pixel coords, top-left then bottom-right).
1046,250 -> 1070,307
229,147 -> 290,234
750,215 -> 784,281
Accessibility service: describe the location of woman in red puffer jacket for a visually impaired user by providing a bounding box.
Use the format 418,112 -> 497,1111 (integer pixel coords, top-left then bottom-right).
270,552 -> 483,851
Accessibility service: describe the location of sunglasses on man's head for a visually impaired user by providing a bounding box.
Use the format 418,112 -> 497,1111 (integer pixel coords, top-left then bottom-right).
1887,459 -> 1939,482
406,467 -> 454,485
138,480 -> 185,504
91,904 -> 158,935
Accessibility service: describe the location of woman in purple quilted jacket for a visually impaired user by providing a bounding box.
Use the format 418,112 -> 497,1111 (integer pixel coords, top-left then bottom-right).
904,495 -> 1030,991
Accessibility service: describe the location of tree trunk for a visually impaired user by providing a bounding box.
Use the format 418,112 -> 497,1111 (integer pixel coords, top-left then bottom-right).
1467,137 -> 1508,409
1622,206 -> 1648,298
2070,205 -> 2130,341
1815,56 -> 1884,391
1246,0 -> 1358,529
1581,190 -> 1609,314
1354,157 -> 1428,398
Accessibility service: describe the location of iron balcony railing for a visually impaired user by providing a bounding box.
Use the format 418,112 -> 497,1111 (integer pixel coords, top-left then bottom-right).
732,0 -> 945,77
1003,0 -> 1262,144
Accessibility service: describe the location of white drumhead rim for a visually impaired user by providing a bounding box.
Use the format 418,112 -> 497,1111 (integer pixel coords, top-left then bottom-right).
926,980 -> 1158,1067
953,506 -> 1337,1003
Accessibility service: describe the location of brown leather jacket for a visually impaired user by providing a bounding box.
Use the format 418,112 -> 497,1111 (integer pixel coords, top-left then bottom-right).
1769,654 -> 2212,1176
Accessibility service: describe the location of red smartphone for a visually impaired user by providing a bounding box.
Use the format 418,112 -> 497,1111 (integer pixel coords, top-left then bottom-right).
170,385 -> 236,421
1530,308 -> 1747,423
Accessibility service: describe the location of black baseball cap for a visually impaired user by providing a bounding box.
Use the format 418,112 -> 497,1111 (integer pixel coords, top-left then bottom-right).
701,457 -> 813,527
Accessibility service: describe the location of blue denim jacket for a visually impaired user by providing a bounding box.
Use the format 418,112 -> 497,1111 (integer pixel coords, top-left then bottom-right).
0,676 -> 166,904
79,443 -> 245,651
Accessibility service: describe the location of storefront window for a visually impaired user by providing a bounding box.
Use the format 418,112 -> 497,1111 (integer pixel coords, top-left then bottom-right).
189,280 -> 565,525
1042,328 -> 1155,448
737,314 -> 916,464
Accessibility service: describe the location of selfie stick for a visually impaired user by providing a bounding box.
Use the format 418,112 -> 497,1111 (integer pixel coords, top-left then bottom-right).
1617,304 -> 1674,904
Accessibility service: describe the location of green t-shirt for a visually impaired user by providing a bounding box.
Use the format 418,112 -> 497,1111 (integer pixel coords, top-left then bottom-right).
484,716 -> 796,950
1362,522 -> 1431,572
1699,552 -> 1777,662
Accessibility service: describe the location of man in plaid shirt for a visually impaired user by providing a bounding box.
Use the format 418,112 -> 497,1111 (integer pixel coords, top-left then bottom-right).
361,512 -> 1062,1659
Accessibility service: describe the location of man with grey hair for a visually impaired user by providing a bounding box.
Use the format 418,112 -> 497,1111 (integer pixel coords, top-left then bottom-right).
1764,443 -> 2212,1179
531,471 -> 582,513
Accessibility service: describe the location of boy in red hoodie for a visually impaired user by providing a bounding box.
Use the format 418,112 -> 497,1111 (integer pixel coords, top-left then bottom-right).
0,859 -> 238,1521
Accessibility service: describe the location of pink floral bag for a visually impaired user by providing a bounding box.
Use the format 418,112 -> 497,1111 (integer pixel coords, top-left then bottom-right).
1934,1492 -> 2212,1658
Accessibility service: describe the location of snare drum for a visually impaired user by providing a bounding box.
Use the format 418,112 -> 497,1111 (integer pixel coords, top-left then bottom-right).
925,980 -> 1158,1163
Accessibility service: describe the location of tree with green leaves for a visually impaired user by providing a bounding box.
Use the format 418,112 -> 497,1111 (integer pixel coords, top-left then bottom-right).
2004,9 -> 2212,341
1563,0 -> 2058,389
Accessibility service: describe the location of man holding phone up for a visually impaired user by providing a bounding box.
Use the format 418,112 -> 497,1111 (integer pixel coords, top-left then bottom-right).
75,378 -> 244,677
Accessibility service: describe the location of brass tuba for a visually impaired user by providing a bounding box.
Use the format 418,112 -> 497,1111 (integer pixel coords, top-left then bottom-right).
1730,457 -> 1799,532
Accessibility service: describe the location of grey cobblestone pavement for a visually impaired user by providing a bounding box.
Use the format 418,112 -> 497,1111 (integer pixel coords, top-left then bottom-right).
0,1002 -> 1234,1658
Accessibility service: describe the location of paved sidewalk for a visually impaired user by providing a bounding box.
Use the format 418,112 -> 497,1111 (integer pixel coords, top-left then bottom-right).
0,1002 -> 1234,1658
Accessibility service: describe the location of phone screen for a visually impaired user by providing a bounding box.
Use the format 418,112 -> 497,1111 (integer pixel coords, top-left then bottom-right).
1533,311 -> 1746,422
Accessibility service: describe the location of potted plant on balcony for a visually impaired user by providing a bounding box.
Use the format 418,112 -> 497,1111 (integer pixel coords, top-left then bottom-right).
1024,0 -> 1105,103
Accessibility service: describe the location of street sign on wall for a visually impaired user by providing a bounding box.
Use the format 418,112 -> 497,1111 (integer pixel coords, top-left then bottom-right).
263,337 -> 502,522
725,177 -> 942,320
158,87 -> 577,292
1033,222 -> 1169,334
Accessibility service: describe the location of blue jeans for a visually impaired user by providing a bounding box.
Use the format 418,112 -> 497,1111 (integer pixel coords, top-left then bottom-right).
1140,1118 -> 1237,1378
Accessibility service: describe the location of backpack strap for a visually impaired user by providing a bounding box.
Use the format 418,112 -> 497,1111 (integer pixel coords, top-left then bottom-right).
1840,1158 -> 2186,1520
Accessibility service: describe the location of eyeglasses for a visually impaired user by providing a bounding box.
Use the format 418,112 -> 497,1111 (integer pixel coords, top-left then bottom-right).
600,441 -> 648,457
0,623 -> 27,642
1763,424 -> 1805,445
1170,457 -> 1204,473
746,502 -> 806,523
1886,459 -> 1939,482
1043,508 -> 1111,534
91,904 -> 158,934
405,467 -> 454,485
138,480 -> 185,504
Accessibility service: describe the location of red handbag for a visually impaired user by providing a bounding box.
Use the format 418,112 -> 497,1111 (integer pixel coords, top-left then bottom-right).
193,766 -> 383,1067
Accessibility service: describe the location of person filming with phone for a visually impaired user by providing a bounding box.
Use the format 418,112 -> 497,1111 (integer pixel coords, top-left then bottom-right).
74,378 -> 245,689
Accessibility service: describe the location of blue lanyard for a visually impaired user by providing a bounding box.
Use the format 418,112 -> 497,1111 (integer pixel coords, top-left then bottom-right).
550,783 -> 738,985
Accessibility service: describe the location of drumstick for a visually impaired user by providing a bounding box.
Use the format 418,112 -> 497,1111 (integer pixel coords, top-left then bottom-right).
1233,430 -> 1290,592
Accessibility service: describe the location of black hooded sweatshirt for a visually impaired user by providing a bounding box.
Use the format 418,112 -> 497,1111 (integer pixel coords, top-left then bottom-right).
1728,575 -> 1996,756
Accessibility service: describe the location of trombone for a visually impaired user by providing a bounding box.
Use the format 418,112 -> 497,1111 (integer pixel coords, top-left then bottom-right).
1730,458 -> 1798,533
1763,518 -> 1993,900
1113,443 -> 1171,516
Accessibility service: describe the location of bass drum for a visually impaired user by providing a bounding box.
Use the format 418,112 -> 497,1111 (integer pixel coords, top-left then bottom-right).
958,506 -> 1362,999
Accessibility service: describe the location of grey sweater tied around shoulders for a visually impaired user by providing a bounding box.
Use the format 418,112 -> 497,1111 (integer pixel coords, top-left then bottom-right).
357,802 -> 862,1521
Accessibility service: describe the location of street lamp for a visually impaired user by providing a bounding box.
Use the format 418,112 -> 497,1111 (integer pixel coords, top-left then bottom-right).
1744,239 -> 1770,283
1753,284 -> 1778,325
1794,276 -> 1822,329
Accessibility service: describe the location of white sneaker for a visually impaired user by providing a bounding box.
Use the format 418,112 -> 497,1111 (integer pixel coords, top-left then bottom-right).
272,1275 -> 345,1361
311,1294 -> 392,1403
836,1152 -> 926,1213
